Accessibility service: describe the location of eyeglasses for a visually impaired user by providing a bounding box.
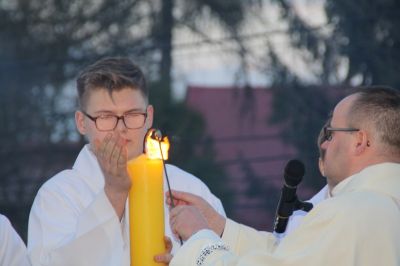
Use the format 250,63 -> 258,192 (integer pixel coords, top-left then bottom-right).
82,111 -> 147,131
323,126 -> 359,141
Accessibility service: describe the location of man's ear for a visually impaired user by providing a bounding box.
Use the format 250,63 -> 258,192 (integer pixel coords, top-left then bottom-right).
354,130 -> 369,156
75,111 -> 86,135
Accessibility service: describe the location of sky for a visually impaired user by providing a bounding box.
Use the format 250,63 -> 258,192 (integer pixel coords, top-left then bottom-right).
171,0 -> 327,100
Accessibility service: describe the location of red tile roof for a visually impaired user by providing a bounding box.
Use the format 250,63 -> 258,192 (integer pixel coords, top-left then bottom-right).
186,85 -> 297,177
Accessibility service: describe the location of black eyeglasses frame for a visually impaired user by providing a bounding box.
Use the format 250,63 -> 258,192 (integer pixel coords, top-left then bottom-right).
82,111 -> 147,131
323,126 -> 360,141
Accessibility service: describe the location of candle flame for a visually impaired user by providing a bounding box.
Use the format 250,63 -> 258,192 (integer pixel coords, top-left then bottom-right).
145,129 -> 170,160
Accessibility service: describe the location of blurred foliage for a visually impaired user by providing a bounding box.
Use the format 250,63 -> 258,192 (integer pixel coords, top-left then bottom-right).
272,0 -> 400,86
325,0 -> 400,87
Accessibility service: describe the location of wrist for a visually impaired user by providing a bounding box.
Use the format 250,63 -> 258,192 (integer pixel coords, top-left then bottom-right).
211,215 -> 226,237
104,186 -> 129,220
104,178 -> 131,194
104,185 -> 129,199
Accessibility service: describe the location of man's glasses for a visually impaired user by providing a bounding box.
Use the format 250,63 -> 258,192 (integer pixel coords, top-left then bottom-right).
82,111 -> 147,131
323,127 -> 359,141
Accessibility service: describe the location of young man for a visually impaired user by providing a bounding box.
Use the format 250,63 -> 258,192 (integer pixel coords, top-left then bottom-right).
0,214 -> 30,266
168,86 -> 400,265
27,57 -> 225,266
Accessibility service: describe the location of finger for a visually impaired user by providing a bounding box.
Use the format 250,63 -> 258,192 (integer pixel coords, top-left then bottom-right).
169,205 -> 185,219
117,139 -> 128,167
154,253 -> 173,264
106,133 -> 120,164
166,196 -> 182,207
110,136 -> 123,167
92,139 -> 101,154
176,199 -> 188,206
166,191 -> 186,206
97,133 -> 113,159
92,138 -> 103,156
168,190 -> 202,206
169,208 -> 183,233
164,236 -> 173,252
169,217 -> 178,236
172,199 -> 189,207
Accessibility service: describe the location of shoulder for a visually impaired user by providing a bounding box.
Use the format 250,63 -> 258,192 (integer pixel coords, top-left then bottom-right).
0,214 -> 11,232
0,213 -> 8,223
39,169 -> 85,195
343,190 -> 399,222
316,191 -> 400,251
33,169 -> 93,210
0,214 -> 21,243
337,190 -> 394,213
309,190 -> 398,228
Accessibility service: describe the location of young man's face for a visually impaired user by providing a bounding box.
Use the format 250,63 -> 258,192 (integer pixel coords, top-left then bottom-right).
75,87 -> 153,160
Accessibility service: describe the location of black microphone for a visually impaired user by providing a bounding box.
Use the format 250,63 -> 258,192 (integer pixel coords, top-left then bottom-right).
273,159 -> 313,234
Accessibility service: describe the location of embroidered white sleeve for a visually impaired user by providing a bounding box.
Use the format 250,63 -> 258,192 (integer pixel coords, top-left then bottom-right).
196,243 -> 230,266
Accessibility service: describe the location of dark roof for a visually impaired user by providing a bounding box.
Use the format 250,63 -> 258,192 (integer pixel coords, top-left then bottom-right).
186,85 -> 297,180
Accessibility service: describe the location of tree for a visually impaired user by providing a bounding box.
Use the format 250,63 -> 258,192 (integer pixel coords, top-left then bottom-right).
270,0 -> 400,87
149,0 -> 254,99
325,0 -> 400,87
263,0 -> 399,188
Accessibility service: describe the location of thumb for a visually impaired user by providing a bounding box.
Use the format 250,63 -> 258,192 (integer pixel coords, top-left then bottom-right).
169,190 -> 203,206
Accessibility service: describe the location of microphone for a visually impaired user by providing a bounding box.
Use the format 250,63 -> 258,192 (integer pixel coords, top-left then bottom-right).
273,159 -> 313,234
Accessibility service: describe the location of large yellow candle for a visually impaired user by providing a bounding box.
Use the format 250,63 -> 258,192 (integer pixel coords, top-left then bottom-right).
127,154 -> 165,266
127,129 -> 170,266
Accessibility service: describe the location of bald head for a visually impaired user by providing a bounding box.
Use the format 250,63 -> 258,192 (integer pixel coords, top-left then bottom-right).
320,87 -> 400,187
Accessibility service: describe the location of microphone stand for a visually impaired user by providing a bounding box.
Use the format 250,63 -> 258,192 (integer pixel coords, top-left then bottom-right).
293,197 -> 313,212
273,196 -> 313,234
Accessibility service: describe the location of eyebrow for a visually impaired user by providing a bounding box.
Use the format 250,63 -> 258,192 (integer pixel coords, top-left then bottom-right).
93,108 -> 146,115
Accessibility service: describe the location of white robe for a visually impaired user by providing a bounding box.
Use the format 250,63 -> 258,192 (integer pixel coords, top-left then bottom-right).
171,163 -> 400,266
28,145 -> 225,266
0,214 -> 30,266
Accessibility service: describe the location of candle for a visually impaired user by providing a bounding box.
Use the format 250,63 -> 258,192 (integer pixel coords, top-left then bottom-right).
127,129 -> 170,266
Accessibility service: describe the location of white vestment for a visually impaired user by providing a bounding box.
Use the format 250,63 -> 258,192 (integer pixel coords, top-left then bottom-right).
171,163 -> 400,266
0,214 -> 31,266
28,145 -> 225,266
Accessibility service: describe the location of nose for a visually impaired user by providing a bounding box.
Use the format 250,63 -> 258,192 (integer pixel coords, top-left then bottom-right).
321,140 -> 329,150
115,117 -> 127,131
